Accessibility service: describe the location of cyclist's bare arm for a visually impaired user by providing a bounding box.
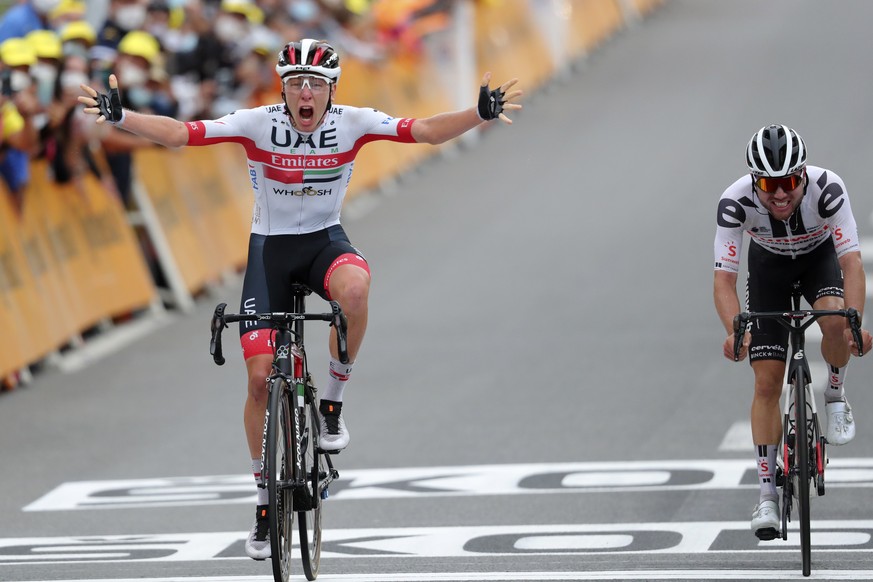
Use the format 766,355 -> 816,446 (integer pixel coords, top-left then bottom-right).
714,269 -> 748,360
78,74 -> 189,148
838,250 -> 873,354
411,72 -> 522,145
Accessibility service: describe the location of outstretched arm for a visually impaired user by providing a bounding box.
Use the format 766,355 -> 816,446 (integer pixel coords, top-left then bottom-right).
78,74 -> 189,149
412,72 -> 522,145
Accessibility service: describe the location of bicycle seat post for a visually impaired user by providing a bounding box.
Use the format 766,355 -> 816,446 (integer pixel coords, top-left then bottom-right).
791,281 -> 802,311
290,283 -> 312,341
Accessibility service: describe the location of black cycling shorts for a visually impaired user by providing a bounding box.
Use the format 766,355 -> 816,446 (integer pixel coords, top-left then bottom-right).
745,240 -> 844,362
237,227 -> 369,359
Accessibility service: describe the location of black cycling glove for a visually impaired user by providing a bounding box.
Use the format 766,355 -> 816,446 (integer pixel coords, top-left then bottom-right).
477,83 -> 506,121
96,85 -> 124,123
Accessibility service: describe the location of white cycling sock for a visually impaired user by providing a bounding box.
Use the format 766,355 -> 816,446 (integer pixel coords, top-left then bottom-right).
323,358 -> 354,402
252,458 -> 268,505
756,444 -> 778,502
825,364 -> 847,402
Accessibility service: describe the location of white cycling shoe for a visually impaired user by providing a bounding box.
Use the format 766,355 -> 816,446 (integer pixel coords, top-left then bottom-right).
245,505 -> 271,560
826,399 -> 855,446
319,400 -> 349,452
751,499 -> 780,540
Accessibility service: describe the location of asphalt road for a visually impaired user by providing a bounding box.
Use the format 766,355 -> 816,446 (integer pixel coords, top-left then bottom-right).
4,1 -> 873,581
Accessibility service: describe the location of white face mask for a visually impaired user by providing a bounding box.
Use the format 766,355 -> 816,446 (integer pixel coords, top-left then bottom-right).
10,70 -> 32,92
117,62 -> 149,87
31,62 -> 58,105
214,15 -> 247,44
115,4 -> 147,30
289,0 -> 318,22
60,70 -> 89,90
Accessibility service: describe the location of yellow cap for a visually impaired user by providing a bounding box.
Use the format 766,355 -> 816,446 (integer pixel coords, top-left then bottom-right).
118,30 -> 161,64
344,0 -> 370,15
59,20 -> 96,45
50,0 -> 86,19
221,0 -> 263,24
25,29 -> 63,60
0,37 -> 37,67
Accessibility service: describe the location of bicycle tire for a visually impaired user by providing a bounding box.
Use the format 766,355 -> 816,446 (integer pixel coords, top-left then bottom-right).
794,367 -> 812,576
780,422 -> 791,541
267,378 -> 294,582
298,397 -> 323,580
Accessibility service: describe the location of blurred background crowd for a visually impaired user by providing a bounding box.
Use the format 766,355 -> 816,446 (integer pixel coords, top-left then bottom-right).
0,0 -> 458,211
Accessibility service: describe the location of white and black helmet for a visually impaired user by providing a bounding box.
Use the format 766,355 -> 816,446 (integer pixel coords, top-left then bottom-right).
276,39 -> 341,82
746,124 -> 807,177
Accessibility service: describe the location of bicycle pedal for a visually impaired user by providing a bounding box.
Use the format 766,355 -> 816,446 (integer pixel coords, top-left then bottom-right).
755,527 -> 780,541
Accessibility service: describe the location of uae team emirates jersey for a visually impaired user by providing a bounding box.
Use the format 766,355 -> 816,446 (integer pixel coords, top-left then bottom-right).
185,104 -> 417,235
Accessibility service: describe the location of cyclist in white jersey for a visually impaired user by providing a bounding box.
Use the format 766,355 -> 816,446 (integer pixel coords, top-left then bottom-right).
713,124 -> 872,540
79,38 -> 522,560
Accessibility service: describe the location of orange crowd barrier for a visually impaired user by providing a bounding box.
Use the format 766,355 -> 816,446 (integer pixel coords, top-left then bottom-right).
133,147 -> 223,295
0,160 -> 161,381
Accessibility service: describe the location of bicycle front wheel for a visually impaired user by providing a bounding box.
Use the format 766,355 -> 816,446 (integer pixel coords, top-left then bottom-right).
298,399 -> 323,580
793,368 -> 812,576
266,378 -> 294,582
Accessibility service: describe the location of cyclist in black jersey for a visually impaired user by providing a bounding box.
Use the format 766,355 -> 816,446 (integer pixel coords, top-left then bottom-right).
79,38 -> 523,560
713,124 -> 872,539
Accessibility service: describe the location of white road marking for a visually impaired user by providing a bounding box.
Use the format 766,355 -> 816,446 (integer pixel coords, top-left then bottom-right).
718,421 -> 751,452
3,521 -> 873,565
9,573 -> 873,582
26,459 -> 873,511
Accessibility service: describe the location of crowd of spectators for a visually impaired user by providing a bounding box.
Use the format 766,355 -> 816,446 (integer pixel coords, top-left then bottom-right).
0,0 -> 455,210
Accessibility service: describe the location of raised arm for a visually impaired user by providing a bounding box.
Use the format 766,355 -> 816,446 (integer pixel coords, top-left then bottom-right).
411,72 -> 522,145
78,74 -> 189,149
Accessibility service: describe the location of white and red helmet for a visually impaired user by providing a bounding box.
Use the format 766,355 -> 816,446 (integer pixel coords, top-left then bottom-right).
276,39 -> 341,82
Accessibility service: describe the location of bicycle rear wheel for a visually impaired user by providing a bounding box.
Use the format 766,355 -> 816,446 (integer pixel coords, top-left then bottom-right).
266,378 -> 294,582
298,398 -> 323,580
793,368 -> 812,576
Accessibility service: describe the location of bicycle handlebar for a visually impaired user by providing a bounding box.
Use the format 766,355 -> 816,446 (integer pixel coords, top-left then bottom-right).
209,301 -> 350,366
732,307 -> 864,362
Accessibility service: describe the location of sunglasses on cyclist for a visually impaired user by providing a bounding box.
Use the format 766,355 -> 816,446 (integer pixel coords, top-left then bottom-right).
284,75 -> 331,94
754,171 -> 804,194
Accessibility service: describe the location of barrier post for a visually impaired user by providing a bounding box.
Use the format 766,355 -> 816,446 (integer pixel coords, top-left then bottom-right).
129,170 -> 195,313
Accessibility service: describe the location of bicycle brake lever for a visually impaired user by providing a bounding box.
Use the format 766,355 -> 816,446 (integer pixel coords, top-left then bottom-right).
846,307 -> 864,357
732,313 -> 749,361
210,303 -> 228,366
329,301 -> 350,364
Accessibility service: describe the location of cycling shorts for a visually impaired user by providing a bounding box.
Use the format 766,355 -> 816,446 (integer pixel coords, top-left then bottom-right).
745,239 -> 844,363
239,226 -> 369,360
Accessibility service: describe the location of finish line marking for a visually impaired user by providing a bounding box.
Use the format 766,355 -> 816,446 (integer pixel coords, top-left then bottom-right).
2,521 -> 873,565
25,459 -> 873,511
8,572 -> 873,581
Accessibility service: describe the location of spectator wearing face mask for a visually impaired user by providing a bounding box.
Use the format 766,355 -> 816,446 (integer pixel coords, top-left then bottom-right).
0,38 -> 41,207
25,29 -> 63,115
175,0 -> 258,119
0,0 -> 61,43
98,0 -> 150,51
42,51 -> 105,186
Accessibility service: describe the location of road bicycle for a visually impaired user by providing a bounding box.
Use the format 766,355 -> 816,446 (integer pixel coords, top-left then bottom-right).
209,283 -> 349,581
733,282 -> 864,577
